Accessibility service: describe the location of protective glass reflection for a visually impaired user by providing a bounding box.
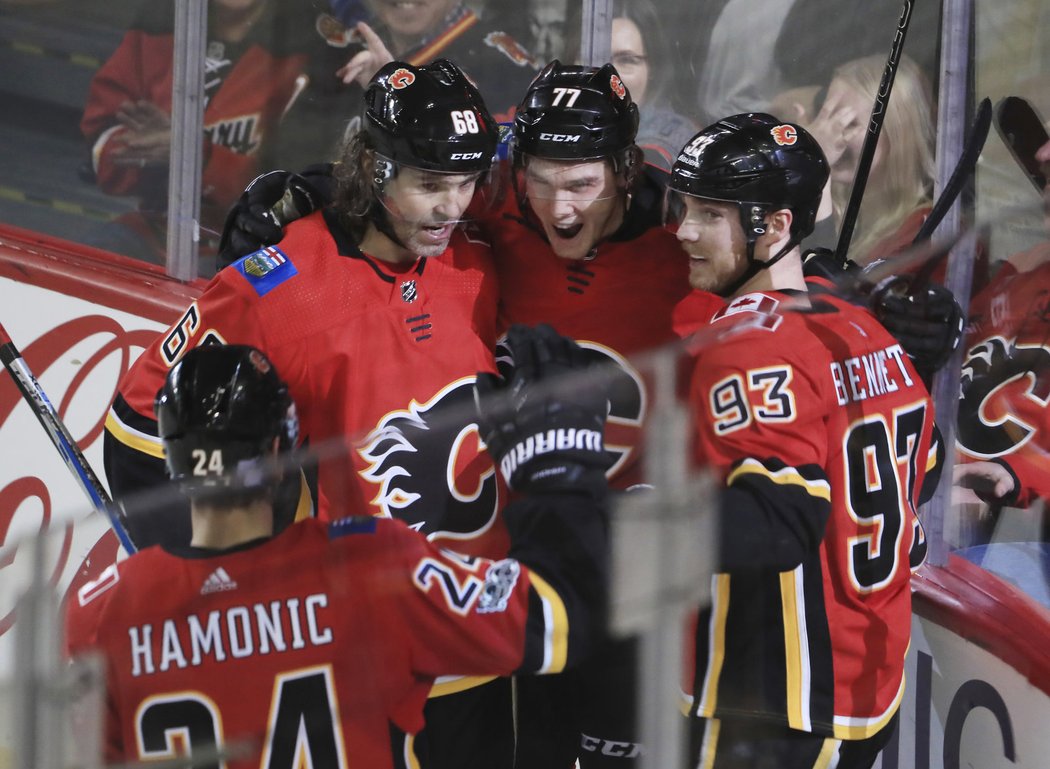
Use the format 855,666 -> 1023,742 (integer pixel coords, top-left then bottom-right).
662,188 -> 689,234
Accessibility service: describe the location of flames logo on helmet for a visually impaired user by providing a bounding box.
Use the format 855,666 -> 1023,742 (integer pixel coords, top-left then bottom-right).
358,379 -> 499,540
390,68 -> 415,89
610,74 -> 626,100
770,124 -> 798,146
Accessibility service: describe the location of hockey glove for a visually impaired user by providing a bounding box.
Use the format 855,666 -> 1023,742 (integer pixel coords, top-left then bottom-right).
872,276 -> 965,377
802,246 -> 861,281
475,324 -> 613,492
217,165 -> 333,268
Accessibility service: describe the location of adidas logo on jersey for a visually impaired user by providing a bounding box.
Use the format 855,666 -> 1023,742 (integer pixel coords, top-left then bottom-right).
201,567 -> 238,595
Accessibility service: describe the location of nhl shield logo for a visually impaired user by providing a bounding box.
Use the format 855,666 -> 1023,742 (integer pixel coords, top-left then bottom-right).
401,280 -> 418,303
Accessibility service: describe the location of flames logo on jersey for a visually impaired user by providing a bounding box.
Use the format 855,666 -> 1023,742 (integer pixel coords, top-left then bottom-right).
490,338 -> 647,482
390,68 -> 416,89
770,124 -> 798,146
358,379 -> 499,540
957,336 -> 1050,458
610,74 -> 626,100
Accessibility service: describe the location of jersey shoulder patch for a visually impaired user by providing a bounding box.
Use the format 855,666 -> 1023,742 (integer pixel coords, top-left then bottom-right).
328,515 -> 379,539
77,563 -> 120,606
234,246 -> 299,296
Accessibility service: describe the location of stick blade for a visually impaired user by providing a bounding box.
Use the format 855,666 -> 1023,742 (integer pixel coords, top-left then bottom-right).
994,96 -> 1049,192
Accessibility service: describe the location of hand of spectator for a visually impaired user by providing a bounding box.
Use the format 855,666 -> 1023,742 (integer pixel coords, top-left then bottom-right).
953,461 -> 1017,504
808,90 -> 860,169
112,100 -> 172,167
336,22 -> 394,88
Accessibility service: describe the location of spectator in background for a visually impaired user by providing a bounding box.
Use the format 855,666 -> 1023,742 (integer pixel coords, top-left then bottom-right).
80,0 -> 311,267
692,0 -> 797,127
563,0 -> 698,172
276,0 -> 538,169
775,53 -> 936,265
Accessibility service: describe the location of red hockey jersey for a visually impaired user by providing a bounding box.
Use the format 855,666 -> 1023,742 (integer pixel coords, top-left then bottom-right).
486,180 -> 722,488
685,290 -> 939,738
958,255 -> 1050,506
105,211 -> 504,556
65,511 -> 602,769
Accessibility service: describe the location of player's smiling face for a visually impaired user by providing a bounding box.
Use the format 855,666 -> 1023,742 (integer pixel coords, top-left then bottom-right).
673,196 -> 749,295
380,166 -> 480,258
523,157 -> 625,261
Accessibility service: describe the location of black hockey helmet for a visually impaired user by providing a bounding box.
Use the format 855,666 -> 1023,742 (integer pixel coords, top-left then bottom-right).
513,60 -> 640,163
155,345 -> 298,497
363,59 -> 499,175
667,113 -> 829,245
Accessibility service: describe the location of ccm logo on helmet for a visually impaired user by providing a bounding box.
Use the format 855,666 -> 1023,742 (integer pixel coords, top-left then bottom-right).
450,152 -> 484,160
539,133 -> 581,142
390,68 -> 415,89
610,74 -> 626,99
770,124 -> 797,146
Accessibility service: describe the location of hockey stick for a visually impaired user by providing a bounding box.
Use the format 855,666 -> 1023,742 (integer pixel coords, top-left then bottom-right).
911,96 -> 992,247
0,322 -> 136,554
994,96 -> 1048,192
833,0 -> 915,263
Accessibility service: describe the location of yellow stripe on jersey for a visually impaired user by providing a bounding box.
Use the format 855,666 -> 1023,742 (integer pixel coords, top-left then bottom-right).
926,440 -> 939,473
104,410 -> 165,459
780,566 -> 811,732
293,469 -> 314,522
727,458 -> 831,501
695,717 -> 720,769
528,571 -> 569,673
832,672 -> 906,739
428,675 -> 499,697
813,737 -> 840,768
697,573 -> 731,716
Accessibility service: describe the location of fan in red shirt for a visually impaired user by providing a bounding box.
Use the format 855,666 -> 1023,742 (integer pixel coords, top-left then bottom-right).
69,337 -> 611,769
666,114 -> 942,769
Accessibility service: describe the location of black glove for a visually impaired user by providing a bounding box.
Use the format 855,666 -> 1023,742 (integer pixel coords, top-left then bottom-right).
802,246 -> 861,282
872,276 -> 965,376
217,165 -> 333,268
475,324 -> 613,492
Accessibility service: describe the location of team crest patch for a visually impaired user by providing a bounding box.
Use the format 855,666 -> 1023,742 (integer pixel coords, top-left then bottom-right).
235,246 -> 298,296
477,559 -> 521,613
329,516 -> 379,538
401,280 -> 418,303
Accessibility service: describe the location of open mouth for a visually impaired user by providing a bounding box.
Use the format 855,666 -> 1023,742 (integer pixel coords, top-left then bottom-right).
552,223 -> 584,240
420,223 -> 453,241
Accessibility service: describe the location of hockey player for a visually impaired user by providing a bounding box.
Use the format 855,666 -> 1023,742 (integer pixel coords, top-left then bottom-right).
665,113 -> 942,768
213,63 -> 962,768
105,58 -> 501,551
103,59 -> 516,769
67,333 -> 612,769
